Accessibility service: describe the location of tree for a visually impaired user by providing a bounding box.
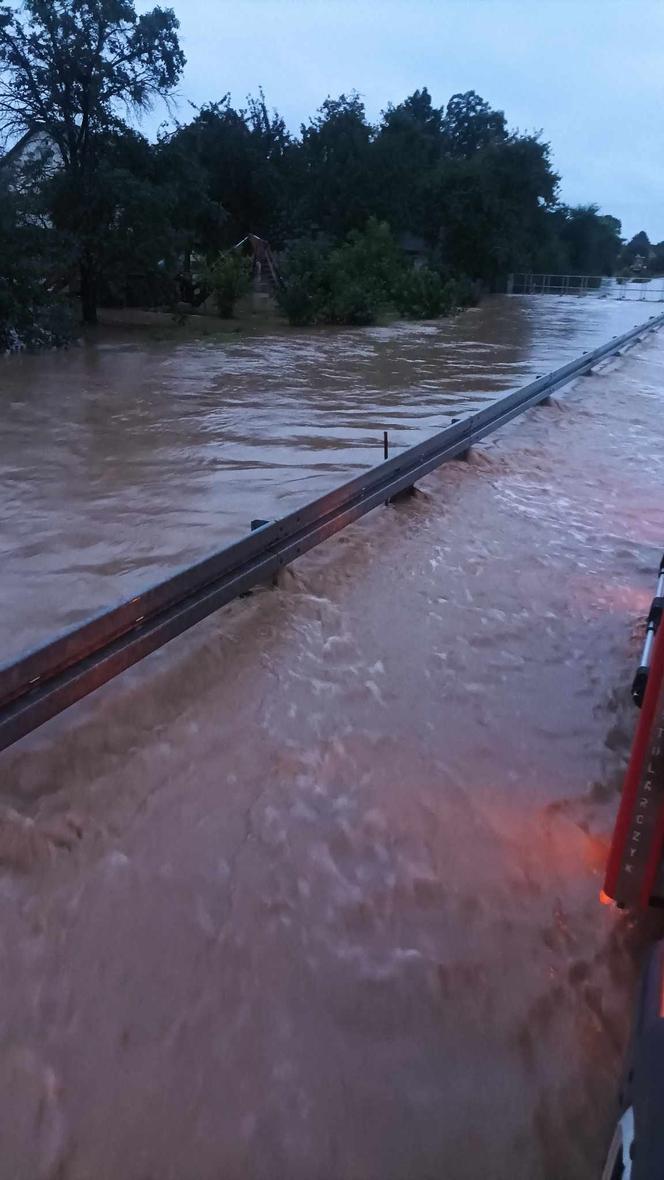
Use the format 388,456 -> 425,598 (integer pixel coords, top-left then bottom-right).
0,172 -> 74,350
433,134 -> 559,285
620,230 -> 652,273
0,0 -> 185,322
47,126 -> 185,308
153,125 -> 227,282
291,94 -> 375,238
557,205 -> 622,275
373,88 -> 445,237
206,251 -> 251,317
276,238 -> 330,326
162,93 -> 291,258
442,91 -> 507,157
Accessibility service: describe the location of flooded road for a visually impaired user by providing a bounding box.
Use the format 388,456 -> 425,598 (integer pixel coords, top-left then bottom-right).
0,294 -> 658,659
1,299 -> 664,1179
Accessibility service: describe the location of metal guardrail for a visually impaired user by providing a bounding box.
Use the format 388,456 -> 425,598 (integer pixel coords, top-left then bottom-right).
1,312 -> 663,753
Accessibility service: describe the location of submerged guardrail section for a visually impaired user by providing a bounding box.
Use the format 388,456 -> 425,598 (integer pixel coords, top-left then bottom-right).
1,312 -> 663,752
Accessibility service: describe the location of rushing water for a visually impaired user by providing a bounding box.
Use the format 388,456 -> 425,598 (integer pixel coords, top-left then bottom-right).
1,296 -> 664,1179
0,294 -> 659,661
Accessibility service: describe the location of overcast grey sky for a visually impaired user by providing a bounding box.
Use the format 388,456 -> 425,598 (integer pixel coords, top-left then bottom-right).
140,0 -> 664,242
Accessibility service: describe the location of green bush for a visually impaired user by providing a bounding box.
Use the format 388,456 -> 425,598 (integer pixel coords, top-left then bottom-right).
0,305 -> 76,353
395,267 -> 449,318
324,277 -> 375,325
0,179 -> 77,353
207,252 -> 252,317
276,221 -> 479,327
275,239 -> 330,326
278,220 -> 406,326
0,276 -> 76,354
327,219 -> 406,318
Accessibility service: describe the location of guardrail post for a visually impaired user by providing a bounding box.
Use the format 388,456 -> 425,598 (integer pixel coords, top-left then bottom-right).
532,376 -> 553,406
388,485 -> 418,504
450,417 -> 473,460
247,519 -> 280,592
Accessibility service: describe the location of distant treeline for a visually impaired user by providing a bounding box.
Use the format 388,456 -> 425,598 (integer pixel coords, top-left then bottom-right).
155,88 -> 622,285
0,2 -> 631,345
617,230 -> 664,276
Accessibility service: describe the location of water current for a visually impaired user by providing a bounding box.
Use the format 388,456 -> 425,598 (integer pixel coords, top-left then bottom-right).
1,295 -> 664,1179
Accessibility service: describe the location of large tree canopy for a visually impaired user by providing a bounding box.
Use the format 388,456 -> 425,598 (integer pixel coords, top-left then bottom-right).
292,93 -> 375,238
442,90 -> 508,157
0,0 -> 185,321
161,93 -> 291,249
0,0 -> 184,158
557,205 -> 623,275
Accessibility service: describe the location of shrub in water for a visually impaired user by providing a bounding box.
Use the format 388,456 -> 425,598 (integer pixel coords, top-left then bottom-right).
275,239 -> 331,326
207,253 -> 252,318
277,220 -> 478,327
395,267 -> 449,318
278,221 -> 406,326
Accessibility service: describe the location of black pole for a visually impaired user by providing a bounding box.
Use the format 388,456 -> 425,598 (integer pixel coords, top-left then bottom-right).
383,431 -> 389,460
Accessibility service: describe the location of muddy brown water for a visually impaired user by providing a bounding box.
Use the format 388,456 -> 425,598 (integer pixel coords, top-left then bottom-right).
1,296 -> 664,1179
0,294 -> 659,660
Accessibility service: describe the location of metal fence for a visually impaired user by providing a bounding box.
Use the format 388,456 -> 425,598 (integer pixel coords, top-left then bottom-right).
509,274 -> 603,295
508,274 -> 664,301
1,312 -> 663,753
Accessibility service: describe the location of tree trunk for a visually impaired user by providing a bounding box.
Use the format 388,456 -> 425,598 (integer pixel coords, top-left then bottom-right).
80,257 -> 98,325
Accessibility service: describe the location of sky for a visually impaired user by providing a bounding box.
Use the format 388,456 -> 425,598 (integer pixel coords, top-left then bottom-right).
137,0 -> 664,242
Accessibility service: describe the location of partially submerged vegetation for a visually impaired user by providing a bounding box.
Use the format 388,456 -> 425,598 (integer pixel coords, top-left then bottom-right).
276,220 -> 477,327
0,177 -> 75,352
0,0 -> 641,350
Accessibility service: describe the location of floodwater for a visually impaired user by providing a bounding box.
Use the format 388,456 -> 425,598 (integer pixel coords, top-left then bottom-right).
0,293 -> 660,659
1,296 -> 664,1179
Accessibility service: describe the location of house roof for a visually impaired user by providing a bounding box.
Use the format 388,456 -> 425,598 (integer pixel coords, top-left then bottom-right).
2,126 -> 52,166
